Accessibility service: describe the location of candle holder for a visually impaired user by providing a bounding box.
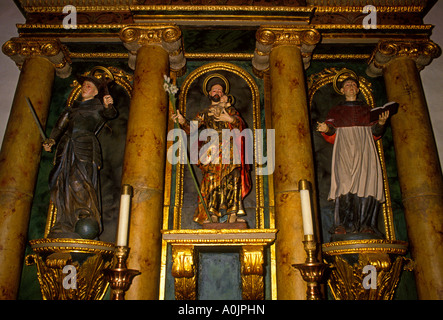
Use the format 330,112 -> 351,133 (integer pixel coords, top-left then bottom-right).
292,234 -> 330,300
104,246 -> 140,300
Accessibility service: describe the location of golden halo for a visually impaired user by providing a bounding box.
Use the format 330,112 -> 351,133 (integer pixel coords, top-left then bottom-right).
89,66 -> 115,82
333,68 -> 359,95
202,73 -> 230,96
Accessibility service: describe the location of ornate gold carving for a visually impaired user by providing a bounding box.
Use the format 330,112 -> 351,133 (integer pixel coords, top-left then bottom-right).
322,239 -> 409,255
119,24 -> 185,71
2,38 -> 60,57
253,26 -> 321,72
376,39 -> 441,59
171,245 -> 197,300
120,25 -> 181,46
26,238 -> 115,300
256,26 -> 321,47
367,39 -> 442,77
163,230 -> 276,300
240,246 -> 264,300
327,253 -> 413,300
2,37 -> 72,78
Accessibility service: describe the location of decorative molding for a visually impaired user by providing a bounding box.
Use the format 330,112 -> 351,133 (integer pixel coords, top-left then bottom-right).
307,0 -> 427,6
119,24 -> 185,71
253,26 -> 321,71
367,39 -> 442,77
2,37 -> 72,78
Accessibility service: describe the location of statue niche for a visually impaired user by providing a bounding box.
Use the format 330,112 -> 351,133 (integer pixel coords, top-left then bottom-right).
172,63 -> 264,230
44,66 -> 132,242
309,68 -> 396,243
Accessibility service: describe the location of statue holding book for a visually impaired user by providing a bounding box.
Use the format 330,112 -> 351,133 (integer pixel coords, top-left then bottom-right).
316,74 -> 397,240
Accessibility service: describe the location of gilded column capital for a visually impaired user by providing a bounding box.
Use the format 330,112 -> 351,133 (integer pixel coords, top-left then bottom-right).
366,39 -> 442,77
252,26 -> 321,72
119,24 -> 186,73
2,37 -> 71,78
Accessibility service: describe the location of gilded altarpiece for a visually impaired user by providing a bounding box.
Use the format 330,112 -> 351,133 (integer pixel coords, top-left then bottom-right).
8,1 -> 440,301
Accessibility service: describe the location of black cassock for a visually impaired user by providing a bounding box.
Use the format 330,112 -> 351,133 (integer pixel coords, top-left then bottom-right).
47,98 -> 117,239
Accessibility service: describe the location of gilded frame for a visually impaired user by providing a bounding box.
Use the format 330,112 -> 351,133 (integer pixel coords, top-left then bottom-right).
307,67 -> 396,241
170,62 -> 264,230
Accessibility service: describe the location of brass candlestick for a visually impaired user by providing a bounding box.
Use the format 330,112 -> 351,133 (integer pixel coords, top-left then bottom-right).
292,234 -> 330,300
104,246 -> 140,300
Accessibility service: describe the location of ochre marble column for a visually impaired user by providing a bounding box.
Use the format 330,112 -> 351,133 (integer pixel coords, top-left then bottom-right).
369,40 -> 443,299
0,56 -> 55,299
121,44 -> 170,300
119,25 -> 185,300
254,27 -> 321,299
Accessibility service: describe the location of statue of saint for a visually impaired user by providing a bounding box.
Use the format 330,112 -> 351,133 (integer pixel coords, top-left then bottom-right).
316,76 -> 390,239
43,75 -> 117,239
171,74 -> 251,225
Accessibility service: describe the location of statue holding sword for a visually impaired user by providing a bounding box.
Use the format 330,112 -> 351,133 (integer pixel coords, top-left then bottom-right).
36,74 -> 117,239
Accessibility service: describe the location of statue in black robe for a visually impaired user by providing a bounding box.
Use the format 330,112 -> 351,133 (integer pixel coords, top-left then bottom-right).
43,75 -> 117,239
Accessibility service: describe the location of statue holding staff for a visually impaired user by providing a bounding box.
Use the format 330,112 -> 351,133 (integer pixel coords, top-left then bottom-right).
171,74 -> 252,225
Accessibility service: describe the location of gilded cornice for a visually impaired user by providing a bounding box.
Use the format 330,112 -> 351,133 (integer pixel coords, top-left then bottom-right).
253,26 -> 321,72
1,37 -> 71,78
119,24 -> 186,72
367,39 -> 442,77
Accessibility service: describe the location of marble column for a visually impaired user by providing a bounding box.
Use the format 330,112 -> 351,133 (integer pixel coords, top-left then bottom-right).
367,40 -> 443,300
119,25 -> 185,300
253,27 -> 321,299
0,38 -> 71,299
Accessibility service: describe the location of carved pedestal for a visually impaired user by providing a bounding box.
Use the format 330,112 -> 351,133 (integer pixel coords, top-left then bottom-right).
162,229 -> 276,300
26,238 -> 115,300
322,240 -> 413,300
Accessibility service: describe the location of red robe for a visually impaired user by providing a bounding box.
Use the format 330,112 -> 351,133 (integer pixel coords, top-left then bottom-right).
321,100 -> 382,144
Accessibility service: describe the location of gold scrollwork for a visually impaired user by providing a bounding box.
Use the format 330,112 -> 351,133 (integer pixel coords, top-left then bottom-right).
119,25 -> 182,45
2,38 -> 61,57
377,40 -> 441,59
171,245 -> 197,300
327,254 -> 413,300
27,238 -> 114,300
240,246 -> 265,300
256,27 -> 321,48
367,39 -> 442,76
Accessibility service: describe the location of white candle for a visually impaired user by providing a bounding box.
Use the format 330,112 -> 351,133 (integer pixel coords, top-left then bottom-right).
116,185 -> 133,247
299,180 -> 314,236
